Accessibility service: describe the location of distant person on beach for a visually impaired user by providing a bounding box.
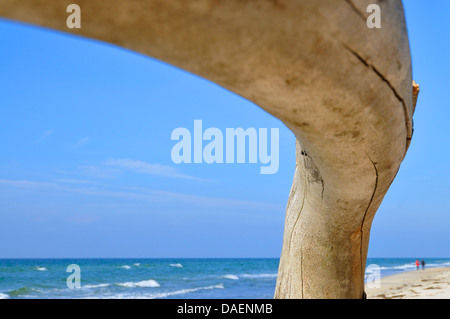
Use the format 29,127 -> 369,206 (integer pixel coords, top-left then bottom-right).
421,259 -> 426,270
416,260 -> 420,270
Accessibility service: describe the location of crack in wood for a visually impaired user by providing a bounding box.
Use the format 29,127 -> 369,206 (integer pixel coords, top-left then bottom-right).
344,0 -> 366,22
360,152 -> 378,285
338,41 -> 413,157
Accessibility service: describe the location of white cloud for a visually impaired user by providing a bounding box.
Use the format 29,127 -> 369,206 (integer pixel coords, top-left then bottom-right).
126,187 -> 283,210
63,185 -> 280,210
54,178 -> 96,185
0,179 -> 56,188
105,158 -> 208,181
36,129 -> 54,143
71,136 -> 90,149
0,179 -> 281,211
67,214 -> 99,224
77,165 -> 119,179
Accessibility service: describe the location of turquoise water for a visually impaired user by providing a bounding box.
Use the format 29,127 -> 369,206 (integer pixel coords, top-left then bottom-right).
0,258 -> 449,299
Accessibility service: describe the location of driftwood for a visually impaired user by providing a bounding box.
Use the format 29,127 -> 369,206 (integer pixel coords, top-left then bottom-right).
0,0 -> 418,298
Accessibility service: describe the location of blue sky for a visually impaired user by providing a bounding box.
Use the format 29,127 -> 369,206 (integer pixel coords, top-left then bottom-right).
0,1 -> 449,258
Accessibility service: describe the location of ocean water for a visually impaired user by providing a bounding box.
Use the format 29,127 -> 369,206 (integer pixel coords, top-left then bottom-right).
0,258 -> 449,299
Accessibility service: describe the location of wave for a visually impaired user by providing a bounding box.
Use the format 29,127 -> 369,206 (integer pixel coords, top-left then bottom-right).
0,293 -> 9,299
422,262 -> 450,268
83,283 -> 111,289
120,265 -> 131,270
150,283 -> 224,299
133,263 -> 140,267
222,274 -> 239,280
35,267 -> 47,271
169,263 -> 183,268
241,273 -> 277,279
379,264 -> 416,271
83,284 -> 224,299
377,261 -> 450,272
116,279 -> 160,288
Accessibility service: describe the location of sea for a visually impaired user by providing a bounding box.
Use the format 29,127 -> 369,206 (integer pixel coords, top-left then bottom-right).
0,258 -> 449,299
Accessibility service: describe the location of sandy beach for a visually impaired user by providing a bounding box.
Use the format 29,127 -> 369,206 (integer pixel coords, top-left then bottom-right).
367,267 -> 450,299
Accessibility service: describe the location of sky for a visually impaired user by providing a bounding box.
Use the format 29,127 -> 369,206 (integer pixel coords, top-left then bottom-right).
0,1 -> 449,258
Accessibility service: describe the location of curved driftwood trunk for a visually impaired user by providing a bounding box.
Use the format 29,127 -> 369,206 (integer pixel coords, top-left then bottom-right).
0,0 -> 418,298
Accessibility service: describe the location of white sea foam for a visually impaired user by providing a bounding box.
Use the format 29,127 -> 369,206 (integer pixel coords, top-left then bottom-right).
133,263 -> 140,267
83,283 -> 111,289
149,283 -> 224,299
117,279 -> 160,288
379,264 -> 416,271
90,283 -> 225,299
424,262 -> 450,268
120,265 -> 131,270
435,261 -> 450,266
371,261 -> 450,273
79,283 -> 226,299
0,293 -> 9,299
36,267 -> 47,271
241,273 -> 277,279
169,263 -> 183,268
222,274 -> 239,280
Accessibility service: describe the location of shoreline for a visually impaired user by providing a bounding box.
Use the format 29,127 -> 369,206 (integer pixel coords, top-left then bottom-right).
366,267 -> 450,299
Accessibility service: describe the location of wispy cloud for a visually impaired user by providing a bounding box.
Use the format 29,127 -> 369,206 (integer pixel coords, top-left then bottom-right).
77,165 -> 119,179
36,129 -> 54,143
61,185 -> 281,210
105,158 -> 208,181
0,179 -> 281,211
125,186 -> 283,210
54,178 -> 97,185
67,214 -> 99,224
71,136 -> 90,149
0,179 -> 56,188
